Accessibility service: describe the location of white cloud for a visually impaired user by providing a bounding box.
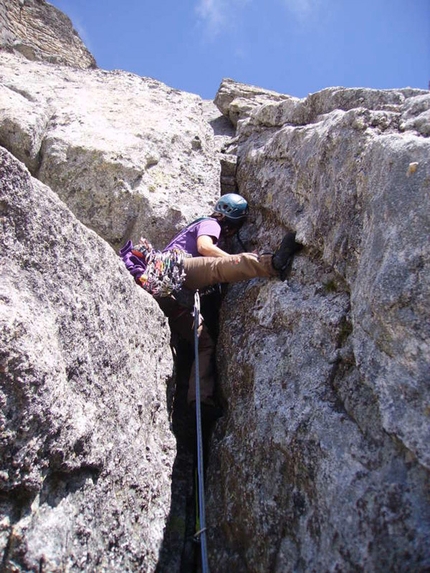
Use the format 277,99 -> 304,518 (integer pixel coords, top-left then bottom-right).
195,0 -> 250,39
195,0 -> 225,36
195,0 -> 320,40
280,0 -> 321,21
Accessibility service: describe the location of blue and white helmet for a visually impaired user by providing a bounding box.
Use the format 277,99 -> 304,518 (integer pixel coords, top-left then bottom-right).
214,193 -> 248,222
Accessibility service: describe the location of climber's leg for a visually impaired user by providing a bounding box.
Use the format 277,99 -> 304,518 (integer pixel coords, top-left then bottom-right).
182,253 -> 277,291
186,321 -> 216,405
165,305 -> 216,405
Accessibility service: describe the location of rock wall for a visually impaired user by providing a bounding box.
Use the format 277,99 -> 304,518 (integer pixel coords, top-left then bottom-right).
0,147 -> 176,571
214,77 -> 293,127
1,2 -> 429,571
0,6 -> 226,571
206,81 -> 430,572
0,52 -> 220,250
0,0 -> 96,69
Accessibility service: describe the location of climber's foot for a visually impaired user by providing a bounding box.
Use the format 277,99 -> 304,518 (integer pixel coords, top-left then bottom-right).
272,232 -> 303,281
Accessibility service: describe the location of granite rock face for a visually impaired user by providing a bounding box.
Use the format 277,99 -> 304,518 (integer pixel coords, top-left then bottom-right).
0,0 -> 96,69
202,99 -> 237,194
206,82 -> 430,572
0,52 -> 220,250
214,77 -> 292,127
0,148 -> 175,571
0,7 -> 223,568
1,1 -> 430,570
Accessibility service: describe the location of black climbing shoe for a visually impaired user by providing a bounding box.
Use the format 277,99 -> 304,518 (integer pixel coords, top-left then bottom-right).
272,231 -> 302,281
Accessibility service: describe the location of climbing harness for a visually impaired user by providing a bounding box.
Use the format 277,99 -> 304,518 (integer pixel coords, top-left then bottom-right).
119,239 -> 189,297
193,291 -> 210,573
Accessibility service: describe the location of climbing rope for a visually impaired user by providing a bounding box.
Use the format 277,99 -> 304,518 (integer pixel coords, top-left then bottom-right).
193,290 -> 210,573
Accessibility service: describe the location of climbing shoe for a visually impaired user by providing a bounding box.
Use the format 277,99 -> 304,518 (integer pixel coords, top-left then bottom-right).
272,231 -> 302,281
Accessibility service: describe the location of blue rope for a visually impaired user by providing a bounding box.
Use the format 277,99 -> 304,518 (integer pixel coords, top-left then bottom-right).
193,291 -> 210,573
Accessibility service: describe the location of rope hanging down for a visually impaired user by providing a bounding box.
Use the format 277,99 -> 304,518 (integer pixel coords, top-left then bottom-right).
194,291 -> 210,573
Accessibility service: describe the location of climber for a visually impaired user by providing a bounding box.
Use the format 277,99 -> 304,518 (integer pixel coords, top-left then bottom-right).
119,193 -> 302,418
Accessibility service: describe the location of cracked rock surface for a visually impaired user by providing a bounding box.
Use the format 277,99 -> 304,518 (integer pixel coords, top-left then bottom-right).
1,4 -> 429,572
0,148 -> 176,571
0,0 -> 96,69
206,80 -> 430,573
0,52 -> 220,250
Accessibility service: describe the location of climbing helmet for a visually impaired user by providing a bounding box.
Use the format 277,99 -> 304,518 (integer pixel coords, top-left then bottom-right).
214,193 -> 249,221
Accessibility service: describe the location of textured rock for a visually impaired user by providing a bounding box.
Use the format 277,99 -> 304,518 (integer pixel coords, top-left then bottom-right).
205,84 -> 430,572
0,0 -> 96,69
0,52 -> 220,250
1,1 -> 430,570
0,147 -> 175,571
244,85 -> 428,130
215,77 -> 292,127
202,99 -> 237,194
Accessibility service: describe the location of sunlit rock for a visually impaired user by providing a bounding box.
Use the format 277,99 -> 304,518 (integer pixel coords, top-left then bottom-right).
0,148 -> 175,571
0,0 -> 96,69
206,80 -> 430,573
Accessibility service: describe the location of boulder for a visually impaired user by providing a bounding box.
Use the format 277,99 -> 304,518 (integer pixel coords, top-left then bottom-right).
206,85 -> 430,572
0,52 -> 220,250
0,147 -> 175,572
214,77 -> 292,127
244,85 -> 428,129
0,0 -> 96,69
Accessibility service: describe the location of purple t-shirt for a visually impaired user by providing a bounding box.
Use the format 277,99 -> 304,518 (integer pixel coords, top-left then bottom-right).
163,218 -> 221,257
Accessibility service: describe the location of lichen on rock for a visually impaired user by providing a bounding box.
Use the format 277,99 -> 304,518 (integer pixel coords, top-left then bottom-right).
206,78 -> 430,573
0,148 -> 176,571
0,4 -> 429,573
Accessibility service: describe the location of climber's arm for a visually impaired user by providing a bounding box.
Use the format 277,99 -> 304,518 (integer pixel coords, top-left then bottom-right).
197,235 -> 230,257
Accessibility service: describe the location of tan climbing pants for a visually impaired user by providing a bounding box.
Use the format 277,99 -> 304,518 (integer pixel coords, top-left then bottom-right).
182,253 -> 277,291
155,295 -> 216,405
156,253 -> 277,406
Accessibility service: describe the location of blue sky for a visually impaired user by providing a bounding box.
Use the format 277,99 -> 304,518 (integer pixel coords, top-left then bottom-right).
48,0 -> 430,100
